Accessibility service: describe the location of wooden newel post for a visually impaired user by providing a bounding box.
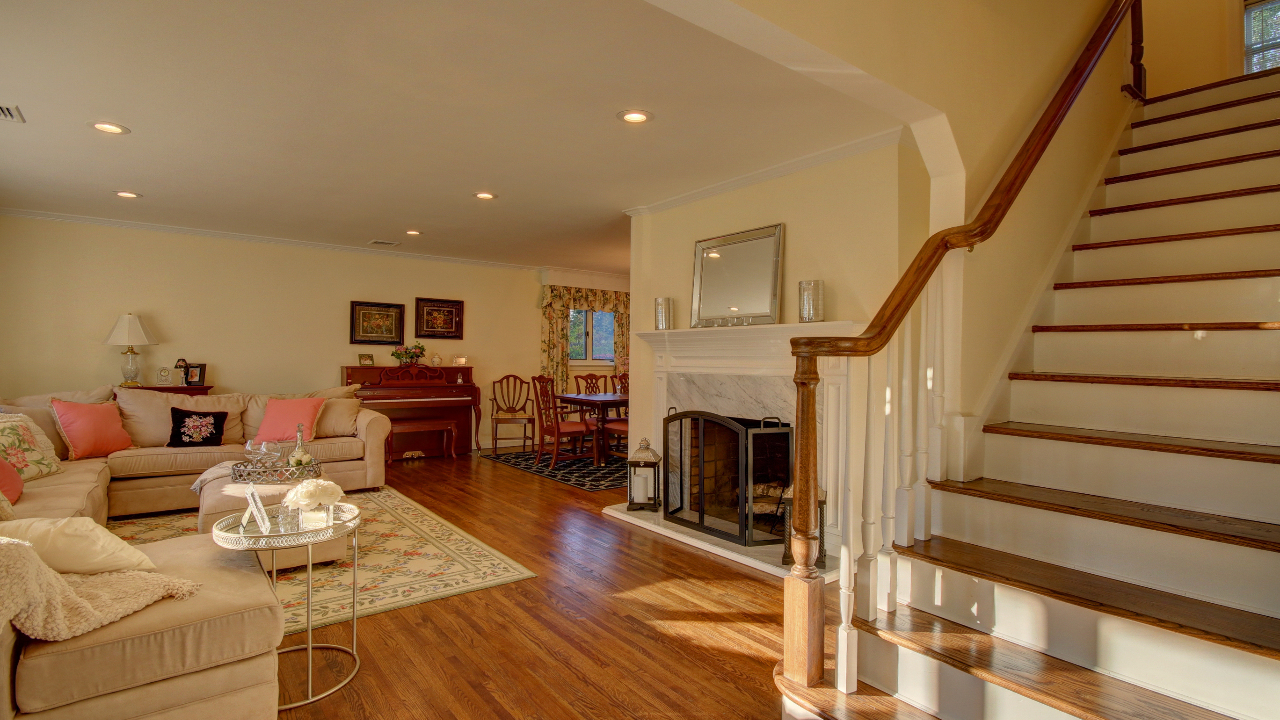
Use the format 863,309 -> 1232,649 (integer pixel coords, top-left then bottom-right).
784,354 -> 824,686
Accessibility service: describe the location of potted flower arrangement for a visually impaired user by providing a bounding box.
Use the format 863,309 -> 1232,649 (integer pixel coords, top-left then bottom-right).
391,342 -> 426,365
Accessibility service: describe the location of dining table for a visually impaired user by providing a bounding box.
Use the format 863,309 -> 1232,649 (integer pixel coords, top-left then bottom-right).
555,392 -> 628,466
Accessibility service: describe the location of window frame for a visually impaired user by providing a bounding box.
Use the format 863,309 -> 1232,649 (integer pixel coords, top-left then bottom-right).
1244,0 -> 1280,74
568,309 -> 617,367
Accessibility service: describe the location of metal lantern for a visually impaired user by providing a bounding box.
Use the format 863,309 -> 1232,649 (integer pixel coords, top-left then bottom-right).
626,437 -> 662,512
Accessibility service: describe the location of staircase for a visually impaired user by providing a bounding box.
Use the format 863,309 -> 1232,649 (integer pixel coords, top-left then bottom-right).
855,68 -> 1280,720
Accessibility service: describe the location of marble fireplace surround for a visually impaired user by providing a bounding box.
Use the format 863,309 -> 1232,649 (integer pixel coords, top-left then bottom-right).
609,321 -> 863,573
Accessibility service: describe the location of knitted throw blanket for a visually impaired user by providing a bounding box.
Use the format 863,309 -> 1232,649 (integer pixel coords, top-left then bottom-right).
191,460 -> 237,493
0,537 -> 200,642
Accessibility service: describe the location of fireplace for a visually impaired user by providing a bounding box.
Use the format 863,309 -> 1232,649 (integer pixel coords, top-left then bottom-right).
662,410 -> 792,546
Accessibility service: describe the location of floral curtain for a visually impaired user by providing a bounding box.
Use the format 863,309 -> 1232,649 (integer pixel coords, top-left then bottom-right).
540,285 -> 630,392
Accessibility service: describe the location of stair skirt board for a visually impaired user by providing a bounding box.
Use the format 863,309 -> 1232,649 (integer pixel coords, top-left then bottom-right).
1089,191 -> 1280,242
1032,330 -> 1280,378
1051,275 -> 1280,325
1142,70 -> 1280,119
932,492 -> 1280,619
1105,154 -> 1280,206
1007,379 -> 1280,446
1131,94 -> 1280,146
983,433 -> 1280,524
1116,124 -> 1280,175
1071,231 -> 1280,281
895,555 -> 1280,720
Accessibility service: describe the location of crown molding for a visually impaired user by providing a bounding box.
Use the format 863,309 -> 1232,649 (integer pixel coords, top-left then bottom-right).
0,207 -> 622,276
625,126 -> 903,217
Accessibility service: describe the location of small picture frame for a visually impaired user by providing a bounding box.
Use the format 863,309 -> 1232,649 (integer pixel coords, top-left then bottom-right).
240,484 -> 272,534
415,298 -> 464,340
351,301 -> 405,345
358,353 -> 375,366
186,364 -> 207,386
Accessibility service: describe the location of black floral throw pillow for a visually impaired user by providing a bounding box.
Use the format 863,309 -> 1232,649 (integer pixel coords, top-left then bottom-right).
167,408 -> 228,448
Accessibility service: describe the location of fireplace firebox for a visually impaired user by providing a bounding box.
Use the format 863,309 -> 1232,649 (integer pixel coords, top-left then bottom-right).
663,410 -> 793,546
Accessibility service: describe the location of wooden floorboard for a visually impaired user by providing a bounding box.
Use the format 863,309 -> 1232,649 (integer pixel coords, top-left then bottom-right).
277,455 -> 791,719
895,537 -> 1280,661
1008,371 -> 1280,391
929,477 -> 1280,553
983,420 -> 1280,464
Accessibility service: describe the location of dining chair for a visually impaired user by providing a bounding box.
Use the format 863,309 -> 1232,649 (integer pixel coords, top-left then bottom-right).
610,372 -> 629,394
573,373 -> 608,394
487,374 -> 535,454
532,375 -> 594,469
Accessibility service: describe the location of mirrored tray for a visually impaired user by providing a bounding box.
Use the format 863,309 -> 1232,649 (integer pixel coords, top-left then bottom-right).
231,459 -> 323,484
211,502 -> 360,551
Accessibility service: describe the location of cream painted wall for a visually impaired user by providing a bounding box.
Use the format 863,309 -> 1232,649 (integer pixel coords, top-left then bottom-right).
1144,0 -> 1244,97
0,214 -> 543,448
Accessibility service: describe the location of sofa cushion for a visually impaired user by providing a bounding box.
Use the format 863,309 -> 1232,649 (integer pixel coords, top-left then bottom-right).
9,385 -> 116,409
0,405 -> 68,460
242,385 -> 360,439
14,459 -> 111,524
0,516 -> 155,574
107,444 -> 246,479
0,414 -> 62,481
167,407 -> 228,448
14,533 -> 284,713
255,397 -> 325,442
305,436 -> 364,463
114,389 -> 247,448
50,399 -> 134,460
0,459 -> 22,504
315,398 -> 361,438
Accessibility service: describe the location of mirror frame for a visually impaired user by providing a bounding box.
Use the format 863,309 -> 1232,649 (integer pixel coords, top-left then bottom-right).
690,223 -> 784,328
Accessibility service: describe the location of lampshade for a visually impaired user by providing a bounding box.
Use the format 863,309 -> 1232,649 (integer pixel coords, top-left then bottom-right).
103,313 -> 157,346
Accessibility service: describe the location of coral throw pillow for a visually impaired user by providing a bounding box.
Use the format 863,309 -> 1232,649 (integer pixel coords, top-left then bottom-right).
0,459 -> 22,504
49,399 -> 134,460
167,408 -> 228,448
255,397 -> 326,442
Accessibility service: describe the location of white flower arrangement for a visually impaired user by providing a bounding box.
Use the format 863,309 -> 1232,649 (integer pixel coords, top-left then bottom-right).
287,449 -> 314,467
281,478 -> 344,511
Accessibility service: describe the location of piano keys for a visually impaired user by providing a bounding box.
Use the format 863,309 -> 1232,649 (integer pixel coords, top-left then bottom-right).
342,365 -> 480,460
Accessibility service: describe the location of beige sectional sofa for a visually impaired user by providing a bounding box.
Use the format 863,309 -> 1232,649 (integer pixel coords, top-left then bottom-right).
0,384 -> 391,719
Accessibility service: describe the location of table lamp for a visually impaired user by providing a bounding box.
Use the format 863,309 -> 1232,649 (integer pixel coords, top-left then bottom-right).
104,313 -> 157,387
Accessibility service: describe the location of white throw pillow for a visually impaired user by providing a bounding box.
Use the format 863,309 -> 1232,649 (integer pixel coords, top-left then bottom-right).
0,517 -> 156,574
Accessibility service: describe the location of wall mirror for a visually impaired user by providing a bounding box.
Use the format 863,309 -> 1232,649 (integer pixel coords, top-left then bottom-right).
690,224 -> 784,328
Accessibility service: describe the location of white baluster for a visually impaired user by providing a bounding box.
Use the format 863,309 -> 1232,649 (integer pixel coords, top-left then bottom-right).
856,351 -> 887,623
914,301 -> 932,541
929,276 -> 948,483
896,316 -> 916,549
878,334 -> 898,614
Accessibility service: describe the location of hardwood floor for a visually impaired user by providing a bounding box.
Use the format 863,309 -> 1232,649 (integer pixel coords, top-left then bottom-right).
278,454 -> 787,719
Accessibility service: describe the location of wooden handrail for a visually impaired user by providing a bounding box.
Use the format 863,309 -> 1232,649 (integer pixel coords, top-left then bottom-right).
791,0 -> 1137,360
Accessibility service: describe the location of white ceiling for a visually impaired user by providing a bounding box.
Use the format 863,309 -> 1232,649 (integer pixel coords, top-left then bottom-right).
0,0 -> 901,275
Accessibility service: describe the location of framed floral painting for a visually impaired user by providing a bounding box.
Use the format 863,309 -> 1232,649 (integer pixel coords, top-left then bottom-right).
415,298 -> 464,340
350,301 -> 405,345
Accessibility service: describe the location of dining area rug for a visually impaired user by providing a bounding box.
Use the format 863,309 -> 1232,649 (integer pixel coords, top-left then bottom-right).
107,487 -> 535,634
483,450 -> 629,491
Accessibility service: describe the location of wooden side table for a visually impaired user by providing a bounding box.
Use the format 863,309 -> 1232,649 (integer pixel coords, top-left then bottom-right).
123,385 -> 213,396
386,419 -> 458,463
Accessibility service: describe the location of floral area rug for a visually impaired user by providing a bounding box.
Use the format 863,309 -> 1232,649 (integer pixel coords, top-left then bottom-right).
107,487 -> 535,634
483,450 -> 629,491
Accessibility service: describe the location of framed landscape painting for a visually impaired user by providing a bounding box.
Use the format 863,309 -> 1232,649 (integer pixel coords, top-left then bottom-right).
415,298 -> 464,340
350,301 -> 405,345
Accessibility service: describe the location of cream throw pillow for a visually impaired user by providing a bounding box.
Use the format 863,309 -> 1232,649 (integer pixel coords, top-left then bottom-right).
114,389 -> 248,448
10,386 -> 115,409
0,406 -> 69,460
0,517 -> 156,573
0,495 -> 15,522
242,386 -> 361,439
0,414 -> 62,481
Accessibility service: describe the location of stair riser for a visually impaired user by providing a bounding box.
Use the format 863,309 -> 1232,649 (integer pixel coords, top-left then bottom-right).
1132,96 -> 1280,145
1090,192 -> 1280,243
1033,330 -> 1280,378
1072,232 -> 1280,282
1106,155 -> 1280,206
1053,276 -> 1280,325
1009,380 -> 1280,445
856,629 -> 1075,720
898,556 -> 1280,720
1143,73 -> 1280,119
934,492 -> 1280,618
1118,124 -> 1280,175
984,433 -> 1280,523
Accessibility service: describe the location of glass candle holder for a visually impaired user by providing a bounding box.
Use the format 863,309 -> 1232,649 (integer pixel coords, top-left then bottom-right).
655,297 -> 674,330
799,280 -> 824,323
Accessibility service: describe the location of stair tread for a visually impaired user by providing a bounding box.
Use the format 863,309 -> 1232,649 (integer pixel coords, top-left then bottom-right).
773,661 -> 940,720
1008,372 -> 1280,391
1118,118 -> 1280,156
1104,149 -> 1280,184
930,476 -> 1280,553
1088,183 -> 1280,216
1131,89 -> 1280,128
895,537 -> 1280,661
1073,223 -> 1280,251
1054,268 -> 1280,289
850,600 -> 1235,720
983,420 -> 1280,464
1144,67 -> 1280,105
1032,321 -> 1280,332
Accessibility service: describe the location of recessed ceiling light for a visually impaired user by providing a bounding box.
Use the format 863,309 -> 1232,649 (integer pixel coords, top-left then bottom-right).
114,191 -> 141,198
92,122 -> 130,134
618,110 -> 651,123
729,307 -> 739,312
474,192 -> 495,200
406,230 -> 420,235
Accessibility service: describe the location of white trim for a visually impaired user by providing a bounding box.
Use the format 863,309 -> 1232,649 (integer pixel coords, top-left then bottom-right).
0,207 -> 616,275
624,127 -> 903,216
539,268 -> 630,291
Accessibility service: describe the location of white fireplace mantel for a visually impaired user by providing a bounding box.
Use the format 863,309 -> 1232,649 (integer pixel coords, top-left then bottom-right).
636,320 -> 865,376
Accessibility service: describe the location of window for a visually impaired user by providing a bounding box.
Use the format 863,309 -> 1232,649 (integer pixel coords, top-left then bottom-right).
568,309 -> 615,363
1246,0 -> 1280,73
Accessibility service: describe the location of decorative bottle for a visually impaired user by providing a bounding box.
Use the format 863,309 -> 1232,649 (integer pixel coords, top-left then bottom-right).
287,423 -> 313,467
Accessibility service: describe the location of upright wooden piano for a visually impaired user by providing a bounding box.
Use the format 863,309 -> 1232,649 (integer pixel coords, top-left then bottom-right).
342,365 -> 480,460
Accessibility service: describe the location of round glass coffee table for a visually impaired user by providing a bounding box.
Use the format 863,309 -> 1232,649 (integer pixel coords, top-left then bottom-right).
211,502 -> 361,710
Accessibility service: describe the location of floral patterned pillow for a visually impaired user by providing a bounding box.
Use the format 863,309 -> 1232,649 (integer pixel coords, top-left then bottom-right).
0,414 -> 62,481
167,408 -> 228,448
